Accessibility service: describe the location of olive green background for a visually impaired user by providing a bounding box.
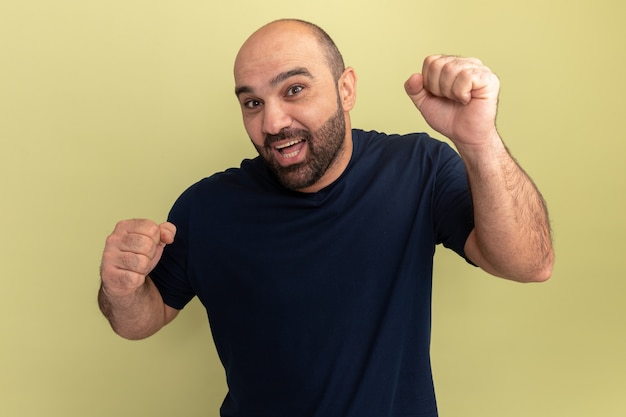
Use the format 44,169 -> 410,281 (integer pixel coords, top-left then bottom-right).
1,0 -> 624,416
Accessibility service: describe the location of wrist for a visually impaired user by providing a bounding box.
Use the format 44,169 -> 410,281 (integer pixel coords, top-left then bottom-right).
100,280 -> 146,307
455,131 -> 508,166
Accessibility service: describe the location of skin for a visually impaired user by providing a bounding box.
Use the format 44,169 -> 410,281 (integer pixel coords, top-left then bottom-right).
404,55 -> 554,281
233,20 -> 357,193
99,19 -> 553,340
98,219 -> 179,340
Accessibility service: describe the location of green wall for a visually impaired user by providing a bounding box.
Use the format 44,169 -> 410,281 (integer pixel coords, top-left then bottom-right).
2,0 -> 625,416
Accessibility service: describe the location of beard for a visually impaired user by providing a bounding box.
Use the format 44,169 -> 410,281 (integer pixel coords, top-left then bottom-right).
254,101 -> 347,191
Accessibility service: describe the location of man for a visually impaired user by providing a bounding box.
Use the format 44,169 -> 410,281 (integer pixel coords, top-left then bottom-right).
99,19 -> 553,417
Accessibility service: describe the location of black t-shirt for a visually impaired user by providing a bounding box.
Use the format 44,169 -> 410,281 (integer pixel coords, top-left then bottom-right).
151,129 -> 474,417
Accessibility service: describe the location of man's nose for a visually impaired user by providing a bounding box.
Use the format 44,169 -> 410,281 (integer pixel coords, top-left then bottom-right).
262,101 -> 292,135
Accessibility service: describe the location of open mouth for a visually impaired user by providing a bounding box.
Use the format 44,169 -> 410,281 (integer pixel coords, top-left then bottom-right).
275,139 -> 306,158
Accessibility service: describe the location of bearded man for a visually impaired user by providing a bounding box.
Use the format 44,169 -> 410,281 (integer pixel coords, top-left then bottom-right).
98,19 -> 554,417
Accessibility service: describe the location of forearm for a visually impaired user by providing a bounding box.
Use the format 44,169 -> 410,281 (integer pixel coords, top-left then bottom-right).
403,55 -> 552,279
459,134 -> 554,282
98,276 -> 171,340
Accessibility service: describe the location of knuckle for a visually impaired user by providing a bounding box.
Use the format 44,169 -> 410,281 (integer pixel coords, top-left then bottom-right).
122,233 -> 149,251
143,221 -> 160,237
99,261 -> 115,281
108,269 -> 144,291
113,219 -> 131,232
119,252 -> 151,273
423,55 -> 436,66
104,232 -> 121,248
113,218 -> 158,236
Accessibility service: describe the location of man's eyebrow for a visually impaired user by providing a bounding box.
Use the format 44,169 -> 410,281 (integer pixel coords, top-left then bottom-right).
235,67 -> 313,98
270,67 -> 313,87
235,85 -> 252,97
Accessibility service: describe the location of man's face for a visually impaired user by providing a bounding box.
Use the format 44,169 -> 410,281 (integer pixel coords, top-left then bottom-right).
234,22 -> 352,192
252,98 -> 346,191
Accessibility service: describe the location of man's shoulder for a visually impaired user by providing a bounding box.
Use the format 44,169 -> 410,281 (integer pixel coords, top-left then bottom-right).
169,157 -> 271,209
351,128 -> 456,163
190,156 -> 267,190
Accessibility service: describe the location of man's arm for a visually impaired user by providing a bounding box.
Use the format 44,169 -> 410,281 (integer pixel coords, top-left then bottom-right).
405,55 -> 554,282
99,219 -> 179,339
459,135 -> 553,282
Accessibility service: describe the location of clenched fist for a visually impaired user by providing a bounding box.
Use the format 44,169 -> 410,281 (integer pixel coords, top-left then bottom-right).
404,55 -> 500,149
100,219 -> 176,298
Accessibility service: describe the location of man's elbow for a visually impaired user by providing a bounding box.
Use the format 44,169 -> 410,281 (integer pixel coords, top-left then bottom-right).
521,266 -> 552,283
105,319 -> 162,341
514,249 -> 555,283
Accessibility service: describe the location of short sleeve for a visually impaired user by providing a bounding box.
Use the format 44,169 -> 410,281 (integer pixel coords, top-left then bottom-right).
149,186 -> 197,310
432,143 -> 475,261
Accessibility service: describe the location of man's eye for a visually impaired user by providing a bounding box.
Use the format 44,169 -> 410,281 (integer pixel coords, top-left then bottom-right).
286,85 -> 304,96
244,99 -> 261,109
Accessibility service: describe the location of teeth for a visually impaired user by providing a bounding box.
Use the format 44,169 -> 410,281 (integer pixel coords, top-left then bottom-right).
276,140 -> 302,150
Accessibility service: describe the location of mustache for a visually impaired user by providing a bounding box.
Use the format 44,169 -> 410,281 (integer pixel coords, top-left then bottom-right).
265,128 -> 312,147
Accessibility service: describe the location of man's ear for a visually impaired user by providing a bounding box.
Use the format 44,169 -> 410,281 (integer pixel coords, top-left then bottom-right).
338,67 -> 357,112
